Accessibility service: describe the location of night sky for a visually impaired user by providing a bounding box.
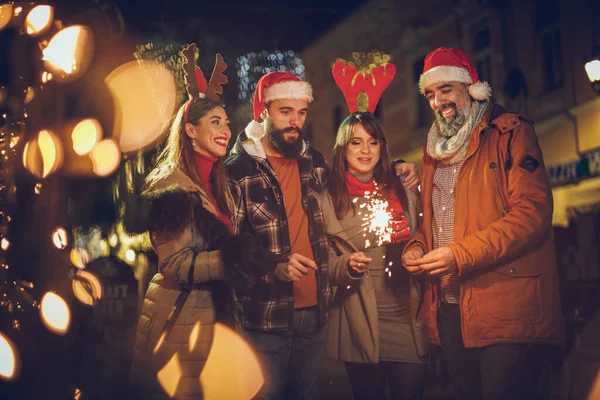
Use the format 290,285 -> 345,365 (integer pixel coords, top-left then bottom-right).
113,0 -> 367,52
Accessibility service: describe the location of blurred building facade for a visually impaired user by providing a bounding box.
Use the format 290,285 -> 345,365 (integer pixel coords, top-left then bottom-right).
301,0 -> 600,379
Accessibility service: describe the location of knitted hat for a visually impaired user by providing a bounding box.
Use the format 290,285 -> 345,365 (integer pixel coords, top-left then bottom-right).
245,72 -> 313,141
418,47 -> 491,101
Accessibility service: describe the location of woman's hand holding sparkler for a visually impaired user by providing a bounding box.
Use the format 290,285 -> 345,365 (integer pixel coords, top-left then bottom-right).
274,253 -> 318,283
348,252 -> 372,274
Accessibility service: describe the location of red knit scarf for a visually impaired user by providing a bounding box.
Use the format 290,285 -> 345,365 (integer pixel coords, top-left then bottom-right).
194,152 -> 232,233
345,172 -> 410,243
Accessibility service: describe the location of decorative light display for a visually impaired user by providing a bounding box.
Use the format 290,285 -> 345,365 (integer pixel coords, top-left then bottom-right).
236,50 -> 306,103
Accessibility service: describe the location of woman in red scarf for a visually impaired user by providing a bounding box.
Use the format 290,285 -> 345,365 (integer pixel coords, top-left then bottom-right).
322,112 -> 429,400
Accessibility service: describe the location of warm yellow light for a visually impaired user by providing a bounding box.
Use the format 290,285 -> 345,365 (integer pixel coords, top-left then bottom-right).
70,248 -> 89,269
153,332 -> 166,355
23,129 -> 64,179
108,233 -> 118,248
189,322 -> 201,353
40,292 -> 71,335
585,59 -> 600,83
42,71 -> 53,83
105,61 -> 177,153
43,25 -> 94,81
25,5 -> 53,37
200,323 -> 264,399
72,270 -> 103,306
38,129 -> 58,178
52,227 -> 68,249
13,7 -> 22,16
157,352 -> 182,398
24,86 -> 35,105
1,238 -> 9,251
0,331 -> 20,382
0,4 -> 13,31
72,118 -> 101,156
125,249 -> 135,262
90,139 -> 120,177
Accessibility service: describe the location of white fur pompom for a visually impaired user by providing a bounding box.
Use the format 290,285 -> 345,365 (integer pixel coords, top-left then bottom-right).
245,120 -> 265,141
469,81 -> 492,101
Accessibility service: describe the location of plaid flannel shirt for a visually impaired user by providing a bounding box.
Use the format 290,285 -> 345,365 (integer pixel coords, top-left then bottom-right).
224,131 -> 332,333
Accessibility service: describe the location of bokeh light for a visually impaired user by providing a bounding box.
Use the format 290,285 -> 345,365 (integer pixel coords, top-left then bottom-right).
70,247 -> 89,269
43,25 -> 94,82
71,118 -> 101,156
105,61 -> 176,153
200,323 -> 264,399
72,270 -> 103,306
90,139 -> 120,177
40,292 -> 71,335
125,249 -> 135,262
52,227 -> 68,249
157,352 -> 182,398
25,5 -> 54,37
0,331 -> 20,382
0,4 -> 13,31
22,129 -> 64,179
1,238 -> 9,250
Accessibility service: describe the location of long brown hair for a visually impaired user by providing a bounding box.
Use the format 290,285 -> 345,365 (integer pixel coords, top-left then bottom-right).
328,112 -> 407,220
146,98 -> 232,216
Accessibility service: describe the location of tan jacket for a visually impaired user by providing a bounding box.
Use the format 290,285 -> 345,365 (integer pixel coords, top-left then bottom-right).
130,166 -> 236,399
405,104 -> 565,349
322,188 -> 429,363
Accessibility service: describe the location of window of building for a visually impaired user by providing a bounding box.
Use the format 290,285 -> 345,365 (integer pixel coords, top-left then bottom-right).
535,0 -> 564,92
470,20 -> 492,85
413,57 -> 432,129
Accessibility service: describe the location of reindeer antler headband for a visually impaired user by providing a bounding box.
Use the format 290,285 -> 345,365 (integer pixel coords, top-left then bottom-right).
181,43 -> 229,125
332,51 -> 396,114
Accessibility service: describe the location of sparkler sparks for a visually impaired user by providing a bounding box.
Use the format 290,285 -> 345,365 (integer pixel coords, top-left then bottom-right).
360,182 -> 395,247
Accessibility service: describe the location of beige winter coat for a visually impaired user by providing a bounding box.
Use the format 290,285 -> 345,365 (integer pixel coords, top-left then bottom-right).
322,188 -> 429,364
129,166 -> 236,399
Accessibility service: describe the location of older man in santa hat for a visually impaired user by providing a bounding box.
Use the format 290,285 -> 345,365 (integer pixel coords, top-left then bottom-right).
401,47 -> 564,400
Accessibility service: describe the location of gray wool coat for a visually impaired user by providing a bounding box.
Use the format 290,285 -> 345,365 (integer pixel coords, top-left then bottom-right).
322,187 -> 430,364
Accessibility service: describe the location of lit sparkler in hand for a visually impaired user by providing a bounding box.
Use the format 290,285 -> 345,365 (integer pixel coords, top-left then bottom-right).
354,182 -> 411,248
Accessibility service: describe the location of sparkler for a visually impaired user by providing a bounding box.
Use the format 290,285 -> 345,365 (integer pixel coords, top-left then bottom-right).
355,181 -> 409,249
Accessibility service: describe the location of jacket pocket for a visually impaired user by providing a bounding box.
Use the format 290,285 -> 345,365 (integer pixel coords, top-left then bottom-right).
473,262 -> 543,324
249,186 -> 279,224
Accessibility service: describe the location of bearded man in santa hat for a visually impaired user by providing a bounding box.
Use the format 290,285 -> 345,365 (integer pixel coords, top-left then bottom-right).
401,47 -> 564,400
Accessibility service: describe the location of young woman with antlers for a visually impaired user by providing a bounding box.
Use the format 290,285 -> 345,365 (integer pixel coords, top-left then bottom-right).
129,44 -> 279,399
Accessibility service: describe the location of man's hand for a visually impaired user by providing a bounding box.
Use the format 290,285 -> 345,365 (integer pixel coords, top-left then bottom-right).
402,246 -> 425,276
395,162 -> 420,190
414,247 -> 458,277
348,252 -> 372,274
274,253 -> 317,282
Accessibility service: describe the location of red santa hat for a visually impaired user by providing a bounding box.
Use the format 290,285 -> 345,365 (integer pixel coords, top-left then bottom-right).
418,47 -> 492,101
245,72 -> 313,141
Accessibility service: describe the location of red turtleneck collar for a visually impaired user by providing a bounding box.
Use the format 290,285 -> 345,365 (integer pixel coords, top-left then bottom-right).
193,151 -> 232,233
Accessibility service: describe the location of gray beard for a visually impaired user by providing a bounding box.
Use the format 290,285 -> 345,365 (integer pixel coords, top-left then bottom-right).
435,100 -> 472,138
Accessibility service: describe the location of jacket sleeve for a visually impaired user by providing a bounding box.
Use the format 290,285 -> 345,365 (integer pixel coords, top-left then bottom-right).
153,230 -> 225,285
402,190 -> 427,258
320,191 -> 362,287
448,122 -> 553,275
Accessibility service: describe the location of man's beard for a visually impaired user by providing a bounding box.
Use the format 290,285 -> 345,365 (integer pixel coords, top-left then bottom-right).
265,122 -> 305,159
435,98 -> 472,137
